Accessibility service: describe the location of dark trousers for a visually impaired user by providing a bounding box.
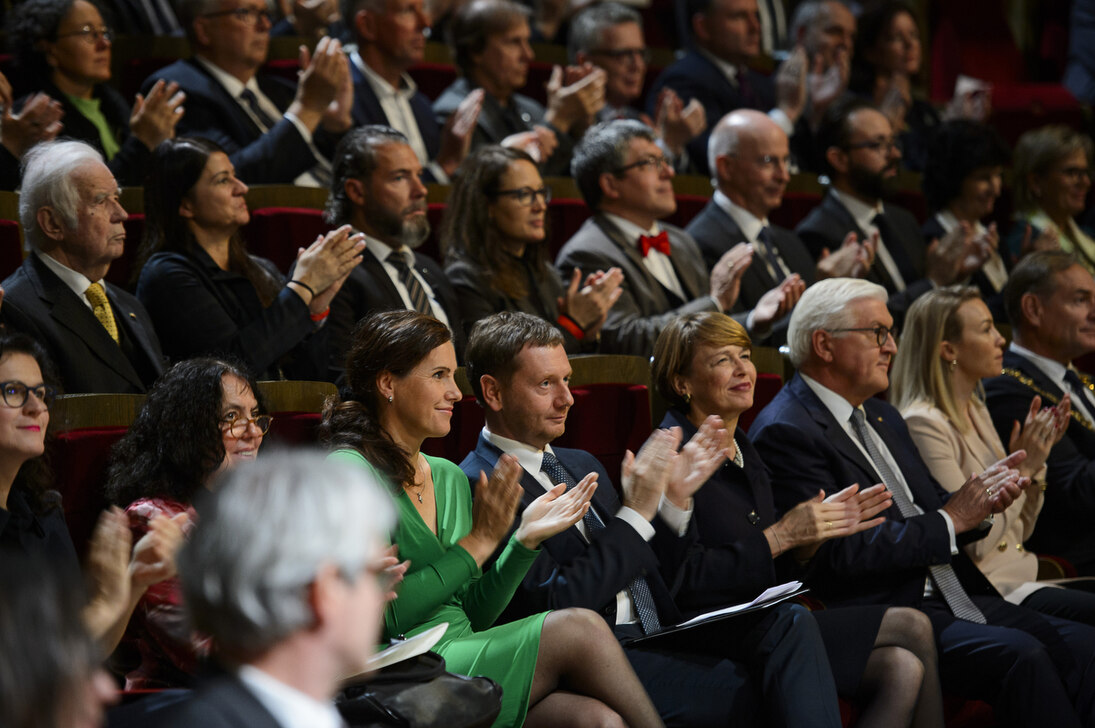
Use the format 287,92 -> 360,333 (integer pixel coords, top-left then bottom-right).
1022,581 -> 1095,626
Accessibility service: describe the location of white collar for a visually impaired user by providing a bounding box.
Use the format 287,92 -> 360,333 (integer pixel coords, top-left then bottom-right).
713,189 -> 768,242
483,426 -> 554,476
603,212 -> 660,246
351,51 -> 418,102
935,209 -> 987,238
799,372 -> 859,425
35,251 -> 101,303
1008,341 -> 1070,388
831,188 -> 884,234
365,236 -> 414,268
697,47 -> 740,85
195,55 -> 260,99
237,664 -> 343,728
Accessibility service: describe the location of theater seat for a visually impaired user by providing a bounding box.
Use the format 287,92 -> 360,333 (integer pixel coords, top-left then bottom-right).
242,207 -> 330,274
555,382 -> 651,486
409,63 -> 459,102
771,190 -> 823,231
665,194 -> 709,231
256,380 -> 337,447
108,213 -> 146,292
0,219 -> 24,280
738,373 -> 782,433
547,198 -> 592,259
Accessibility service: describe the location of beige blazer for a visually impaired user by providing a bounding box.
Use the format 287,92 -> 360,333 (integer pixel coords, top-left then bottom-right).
902,398 -> 1046,601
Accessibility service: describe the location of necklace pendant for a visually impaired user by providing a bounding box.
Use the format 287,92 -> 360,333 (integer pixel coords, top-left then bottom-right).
417,493 -> 423,503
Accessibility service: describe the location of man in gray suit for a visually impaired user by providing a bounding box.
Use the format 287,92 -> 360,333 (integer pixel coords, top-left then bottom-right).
557,119 -> 802,355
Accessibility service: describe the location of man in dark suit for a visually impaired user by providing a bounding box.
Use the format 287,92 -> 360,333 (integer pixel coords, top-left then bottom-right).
985,251 -> 1095,573
163,452 -> 395,727
749,277 -> 1095,726
143,0 -> 352,185
459,311 -> 845,727
2,140 -> 164,394
557,119 -> 802,355
323,126 -> 463,378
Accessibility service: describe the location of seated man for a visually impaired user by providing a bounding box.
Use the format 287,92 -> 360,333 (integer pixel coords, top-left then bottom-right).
749,277 -> 1095,726
460,310 -> 844,727
324,125 -> 464,379
985,251 -> 1095,573
556,119 -> 802,355
2,140 -> 165,394
144,0 -> 352,185
162,451 -> 395,726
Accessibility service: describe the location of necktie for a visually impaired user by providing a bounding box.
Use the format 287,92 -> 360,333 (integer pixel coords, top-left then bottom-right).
737,67 -> 757,108
540,451 -> 663,634
639,230 -> 671,257
869,214 -> 901,293
849,409 -> 987,624
238,88 -> 277,132
85,282 -> 119,344
755,226 -> 787,283
386,252 -> 433,316
1064,370 -> 1095,420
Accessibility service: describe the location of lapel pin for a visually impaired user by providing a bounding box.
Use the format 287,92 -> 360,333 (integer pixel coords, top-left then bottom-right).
129,312 -> 137,319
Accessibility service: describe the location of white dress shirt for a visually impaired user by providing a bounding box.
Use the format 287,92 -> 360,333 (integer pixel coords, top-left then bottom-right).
713,189 -> 790,281
603,213 -> 687,302
365,238 -> 451,329
1009,342 -> 1095,425
237,664 -> 345,728
37,251 -> 104,312
830,189 -> 908,291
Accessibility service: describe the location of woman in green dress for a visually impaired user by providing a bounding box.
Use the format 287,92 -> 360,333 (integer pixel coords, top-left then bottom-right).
320,310 -> 664,728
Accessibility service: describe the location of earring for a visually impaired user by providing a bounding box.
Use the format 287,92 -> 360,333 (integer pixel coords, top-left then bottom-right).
387,395 -> 393,404
949,359 -> 958,372
682,393 -> 692,404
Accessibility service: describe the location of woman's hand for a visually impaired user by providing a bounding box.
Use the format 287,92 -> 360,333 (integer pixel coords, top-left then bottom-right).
515,474 -> 597,549
82,508 -> 133,641
557,266 -> 623,337
375,544 -> 409,602
620,428 -> 679,521
664,416 -> 730,509
130,80 -> 185,150
291,225 -> 365,314
129,512 -> 189,592
459,454 -> 524,565
1009,394 -> 1070,480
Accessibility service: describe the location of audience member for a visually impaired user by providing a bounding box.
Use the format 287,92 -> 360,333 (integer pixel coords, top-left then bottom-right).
0,70 -> 64,191
343,0 -> 481,182
985,251 -> 1095,574
10,0 -> 185,187
106,0 -> 182,35
750,277 -> 1095,726
105,358 -> 269,689
135,137 -> 363,380
324,126 -> 462,378
557,119 -> 800,355
434,0 -> 606,177
3,140 -> 165,394
143,0 -> 352,185
159,451 -> 396,726
1007,125 -> 1094,270
652,311 -> 944,727
321,309 -> 664,727
442,145 -> 622,353
460,310 -> 846,727
893,285 -> 1095,626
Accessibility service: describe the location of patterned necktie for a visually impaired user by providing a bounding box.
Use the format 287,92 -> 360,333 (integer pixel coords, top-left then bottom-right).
639,230 -> 671,257
1064,370 -> 1095,419
540,451 -> 663,634
239,88 -> 277,131
849,409 -> 987,624
386,252 -> 434,315
85,282 -> 119,344
755,226 -> 787,283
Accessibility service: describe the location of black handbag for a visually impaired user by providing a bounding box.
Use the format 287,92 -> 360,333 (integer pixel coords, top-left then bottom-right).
337,651 -> 503,728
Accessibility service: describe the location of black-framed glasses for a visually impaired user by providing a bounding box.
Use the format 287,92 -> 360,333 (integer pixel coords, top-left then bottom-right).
614,154 -> 670,175
55,25 -> 114,43
495,186 -> 552,206
846,137 -> 902,154
202,6 -> 271,24
589,47 -> 651,64
1058,166 -> 1092,182
0,381 -> 56,408
219,414 -> 273,438
827,325 -> 899,347
730,152 -> 791,170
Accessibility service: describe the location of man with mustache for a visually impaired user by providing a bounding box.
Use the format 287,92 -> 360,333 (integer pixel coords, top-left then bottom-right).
322,125 -> 464,379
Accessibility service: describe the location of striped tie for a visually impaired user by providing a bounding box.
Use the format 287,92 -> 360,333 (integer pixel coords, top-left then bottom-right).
386,252 -> 433,316
85,282 -> 119,344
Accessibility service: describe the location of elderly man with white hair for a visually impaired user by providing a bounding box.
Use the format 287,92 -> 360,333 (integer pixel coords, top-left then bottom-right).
749,277 -> 1095,726
1,139 -> 165,394
161,451 -> 396,727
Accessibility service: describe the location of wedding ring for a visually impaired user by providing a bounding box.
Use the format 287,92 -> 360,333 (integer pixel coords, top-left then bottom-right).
825,520 -> 833,530
986,487 -> 994,498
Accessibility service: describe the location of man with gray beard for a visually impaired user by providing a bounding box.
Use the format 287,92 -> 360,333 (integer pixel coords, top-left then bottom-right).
323,125 -> 464,379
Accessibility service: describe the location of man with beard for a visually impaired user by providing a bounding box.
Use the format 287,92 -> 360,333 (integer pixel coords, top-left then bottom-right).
323,125 -> 464,379
795,97 -> 986,324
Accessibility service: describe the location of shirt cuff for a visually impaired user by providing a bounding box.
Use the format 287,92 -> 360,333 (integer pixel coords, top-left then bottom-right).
746,308 -> 757,332
283,111 -> 314,144
615,506 -> 655,541
657,495 -> 692,537
936,509 -> 959,555
769,108 -> 795,136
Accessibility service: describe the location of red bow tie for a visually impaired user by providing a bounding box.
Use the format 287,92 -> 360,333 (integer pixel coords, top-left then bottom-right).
639,231 -> 671,257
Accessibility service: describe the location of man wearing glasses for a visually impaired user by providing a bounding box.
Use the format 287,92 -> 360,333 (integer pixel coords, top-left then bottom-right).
142,0 -> 353,185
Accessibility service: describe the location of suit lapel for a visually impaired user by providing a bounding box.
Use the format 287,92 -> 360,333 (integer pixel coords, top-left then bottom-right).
186,59 -> 264,140
108,285 -> 163,378
360,251 -> 405,307
350,62 -> 392,127
788,375 -> 882,486
591,215 -> 673,311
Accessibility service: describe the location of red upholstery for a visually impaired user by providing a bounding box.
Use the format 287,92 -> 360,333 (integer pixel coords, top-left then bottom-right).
242,207 -> 329,274
265,411 -> 323,447
421,395 -> 485,463
518,61 -> 556,108
554,383 -> 651,487
262,58 -> 300,84
739,374 -> 782,433
929,0 -> 1024,103
50,427 -> 129,559
0,220 -> 24,281
408,63 -> 459,102
987,84 -> 1083,147
106,213 -> 145,292
665,194 -> 710,231
771,190 -> 823,231
547,198 -> 592,259
119,58 -> 177,101
888,189 -> 927,226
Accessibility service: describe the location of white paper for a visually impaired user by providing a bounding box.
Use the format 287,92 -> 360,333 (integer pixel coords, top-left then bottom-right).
343,622 -> 450,682
675,581 -> 803,628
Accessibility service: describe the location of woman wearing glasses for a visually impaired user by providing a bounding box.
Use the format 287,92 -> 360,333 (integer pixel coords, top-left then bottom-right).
105,357 -> 272,688
10,0 -> 185,186
442,146 -> 622,354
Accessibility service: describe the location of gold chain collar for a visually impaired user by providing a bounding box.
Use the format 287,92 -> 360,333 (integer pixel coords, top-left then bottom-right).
1001,368 -> 1095,432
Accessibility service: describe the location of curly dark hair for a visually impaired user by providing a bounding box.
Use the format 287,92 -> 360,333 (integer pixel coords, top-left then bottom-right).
849,0 -> 918,97
319,310 -> 452,489
10,0 -> 112,82
921,121 -> 1010,213
1,333 -> 61,516
105,357 -> 263,507
441,145 -> 551,300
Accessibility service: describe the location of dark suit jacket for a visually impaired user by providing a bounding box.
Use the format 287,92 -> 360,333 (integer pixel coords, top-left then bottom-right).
142,58 -> 329,184
161,673 -> 281,728
922,214 -> 1007,320
795,190 -> 932,325
645,51 -> 775,177
749,373 -> 997,609
1,255 -> 165,394
328,250 -> 464,379
460,435 -> 685,627
984,349 -> 1095,570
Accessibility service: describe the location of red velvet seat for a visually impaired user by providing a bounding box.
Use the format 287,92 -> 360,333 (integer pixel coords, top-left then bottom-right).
738,373 -> 782,433
50,427 -> 129,559
421,395 -> 485,464
547,198 -> 592,259
242,207 -> 329,274
264,412 -> 323,446
408,63 -> 459,102
262,58 -> 300,84
771,190 -> 823,231
119,57 -> 178,102
665,193 -> 710,231
0,219 -> 24,281
888,189 -> 927,226
106,213 -> 145,292
987,84 -> 1083,147
554,383 -> 651,487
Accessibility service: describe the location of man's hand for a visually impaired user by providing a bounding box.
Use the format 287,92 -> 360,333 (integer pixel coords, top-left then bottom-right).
544,63 -> 605,134
130,80 -> 186,151
941,451 -> 1028,532
621,428 -> 680,521
0,91 -> 64,160
710,243 -> 753,311
751,274 -> 805,332
437,88 -> 483,176
775,46 -> 808,124
557,266 -> 623,337
655,88 -> 705,157
290,36 -> 350,132
515,474 -> 597,549
816,231 -> 874,279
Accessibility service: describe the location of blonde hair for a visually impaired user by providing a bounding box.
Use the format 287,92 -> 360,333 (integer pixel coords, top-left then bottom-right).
890,286 -> 982,432
652,311 -> 750,409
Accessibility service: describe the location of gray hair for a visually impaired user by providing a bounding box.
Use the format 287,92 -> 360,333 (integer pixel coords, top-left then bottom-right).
325,125 -> 411,226
787,278 -> 888,367
572,119 -> 657,210
789,0 -> 850,53
19,140 -> 105,252
567,2 -> 642,62
342,0 -> 386,37
448,0 -> 531,78
178,450 -> 396,659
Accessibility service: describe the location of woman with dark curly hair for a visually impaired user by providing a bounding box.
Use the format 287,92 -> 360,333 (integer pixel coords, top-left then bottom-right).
9,0 -> 184,186
442,145 -> 622,353
135,137 -> 364,380
106,357 -> 270,688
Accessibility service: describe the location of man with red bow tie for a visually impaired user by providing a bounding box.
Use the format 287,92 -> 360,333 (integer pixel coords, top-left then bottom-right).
557,119 -> 802,355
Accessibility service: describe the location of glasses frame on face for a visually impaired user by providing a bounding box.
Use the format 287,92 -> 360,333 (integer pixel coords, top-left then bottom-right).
845,137 -> 903,154
826,325 -> 899,348
494,186 -> 552,206
55,25 -> 114,43
613,154 -> 671,175
589,47 -> 651,64
1057,165 -> 1093,183
729,152 -> 791,171
202,6 -> 271,24
0,381 -> 57,408
219,413 -> 274,439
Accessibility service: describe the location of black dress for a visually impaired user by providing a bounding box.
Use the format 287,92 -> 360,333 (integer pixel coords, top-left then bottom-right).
0,486 -> 80,582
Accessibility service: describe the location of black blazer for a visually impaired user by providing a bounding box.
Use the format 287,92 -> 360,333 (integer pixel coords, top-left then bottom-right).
161,673 -> 282,728
1,255 -> 165,394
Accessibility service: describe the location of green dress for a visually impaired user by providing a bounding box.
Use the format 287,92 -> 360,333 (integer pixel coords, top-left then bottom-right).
331,449 -> 547,728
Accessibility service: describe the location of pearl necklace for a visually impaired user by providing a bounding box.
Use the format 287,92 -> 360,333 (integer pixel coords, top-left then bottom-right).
732,437 -> 744,468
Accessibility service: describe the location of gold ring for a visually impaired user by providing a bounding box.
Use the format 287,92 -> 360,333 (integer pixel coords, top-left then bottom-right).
825,521 -> 833,530
986,487 -> 994,497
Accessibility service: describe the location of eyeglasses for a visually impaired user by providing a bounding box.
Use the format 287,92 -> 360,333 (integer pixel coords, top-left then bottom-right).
55,25 -> 114,43
202,6 -> 272,24
219,413 -> 273,438
1058,166 -> 1092,182
0,381 -> 56,408
846,137 -> 903,154
614,155 -> 671,175
827,325 -> 899,347
494,186 -> 552,206
730,153 -> 791,170
589,47 -> 651,64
